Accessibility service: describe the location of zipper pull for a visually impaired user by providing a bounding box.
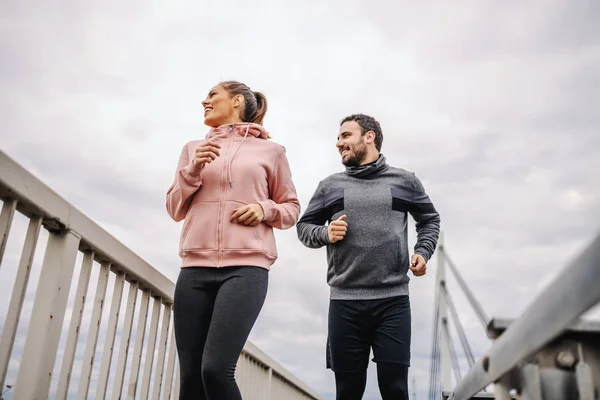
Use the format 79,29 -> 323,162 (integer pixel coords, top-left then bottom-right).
229,181 -> 233,188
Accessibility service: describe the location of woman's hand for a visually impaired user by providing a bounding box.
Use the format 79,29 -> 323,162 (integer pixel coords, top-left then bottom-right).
231,204 -> 265,226
193,140 -> 221,169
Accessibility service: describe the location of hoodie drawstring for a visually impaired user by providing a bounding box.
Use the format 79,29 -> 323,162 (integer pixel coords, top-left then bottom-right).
227,123 -> 251,187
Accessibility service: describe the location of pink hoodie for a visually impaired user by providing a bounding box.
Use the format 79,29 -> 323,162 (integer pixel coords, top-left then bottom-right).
166,123 -> 301,270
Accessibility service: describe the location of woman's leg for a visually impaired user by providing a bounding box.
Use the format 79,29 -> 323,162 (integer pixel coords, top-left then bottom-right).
201,266 -> 268,400
174,268 -> 217,400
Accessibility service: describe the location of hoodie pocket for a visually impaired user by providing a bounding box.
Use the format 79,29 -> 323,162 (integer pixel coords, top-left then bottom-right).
222,200 -> 262,251
181,201 -> 218,252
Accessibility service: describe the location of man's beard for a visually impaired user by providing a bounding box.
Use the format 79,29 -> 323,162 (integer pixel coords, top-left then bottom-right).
341,143 -> 368,167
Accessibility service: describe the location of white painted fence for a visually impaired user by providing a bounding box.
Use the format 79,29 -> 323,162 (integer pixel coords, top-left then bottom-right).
0,150 -> 323,400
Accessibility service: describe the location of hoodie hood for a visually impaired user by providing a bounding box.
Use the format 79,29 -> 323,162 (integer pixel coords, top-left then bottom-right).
205,122 -> 269,187
206,122 -> 269,140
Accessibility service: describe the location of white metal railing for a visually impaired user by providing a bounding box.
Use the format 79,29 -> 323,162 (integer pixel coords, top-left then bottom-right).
447,231 -> 600,400
0,149 -> 323,400
430,227 -> 600,399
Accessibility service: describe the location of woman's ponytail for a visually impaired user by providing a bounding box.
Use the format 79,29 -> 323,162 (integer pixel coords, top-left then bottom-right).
251,91 -> 268,125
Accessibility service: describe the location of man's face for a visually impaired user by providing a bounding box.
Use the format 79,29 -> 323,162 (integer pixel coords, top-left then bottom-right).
337,121 -> 368,167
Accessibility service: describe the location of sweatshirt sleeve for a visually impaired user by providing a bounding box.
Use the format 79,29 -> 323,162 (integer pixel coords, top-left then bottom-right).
296,181 -> 331,249
409,173 -> 441,261
258,148 -> 301,230
166,143 -> 204,222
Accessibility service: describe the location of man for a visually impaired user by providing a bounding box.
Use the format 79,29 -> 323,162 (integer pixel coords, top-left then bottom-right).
296,114 -> 440,400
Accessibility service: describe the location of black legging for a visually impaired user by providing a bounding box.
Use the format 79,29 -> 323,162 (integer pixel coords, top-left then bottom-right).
173,266 -> 268,400
334,362 -> 409,400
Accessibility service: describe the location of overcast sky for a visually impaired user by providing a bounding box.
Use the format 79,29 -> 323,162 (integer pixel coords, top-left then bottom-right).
1,0 -> 599,398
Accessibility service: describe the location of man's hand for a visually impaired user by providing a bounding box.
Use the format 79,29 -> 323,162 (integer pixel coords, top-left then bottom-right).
231,204 -> 265,226
409,254 -> 427,276
328,215 -> 348,243
193,140 -> 221,170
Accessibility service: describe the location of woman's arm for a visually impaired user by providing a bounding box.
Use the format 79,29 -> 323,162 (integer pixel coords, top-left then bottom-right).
166,143 -> 204,222
258,148 -> 301,230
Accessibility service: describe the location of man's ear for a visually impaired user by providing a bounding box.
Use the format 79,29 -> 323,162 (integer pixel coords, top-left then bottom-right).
365,130 -> 376,144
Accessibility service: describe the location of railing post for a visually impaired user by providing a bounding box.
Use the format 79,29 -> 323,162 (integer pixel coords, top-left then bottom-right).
0,216 -> 42,388
140,297 -> 162,399
0,198 -> 18,266
437,232 -> 453,391
152,303 -> 173,399
77,262 -> 111,400
266,367 -> 273,400
55,251 -> 95,400
163,327 -> 178,400
14,229 -> 80,399
111,281 -> 140,400
127,289 -> 151,399
96,271 -> 126,399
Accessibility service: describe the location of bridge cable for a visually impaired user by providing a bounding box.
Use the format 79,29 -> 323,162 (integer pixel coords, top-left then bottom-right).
445,254 -> 490,330
442,283 -> 476,368
441,317 -> 462,384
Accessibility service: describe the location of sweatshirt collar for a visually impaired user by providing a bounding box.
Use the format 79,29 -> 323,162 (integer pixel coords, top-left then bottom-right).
344,154 -> 389,178
206,122 -> 269,140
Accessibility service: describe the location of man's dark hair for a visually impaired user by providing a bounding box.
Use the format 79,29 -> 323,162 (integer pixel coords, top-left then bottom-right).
340,114 -> 383,151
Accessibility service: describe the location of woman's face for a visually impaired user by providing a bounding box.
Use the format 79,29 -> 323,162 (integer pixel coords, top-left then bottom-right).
202,85 -> 243,127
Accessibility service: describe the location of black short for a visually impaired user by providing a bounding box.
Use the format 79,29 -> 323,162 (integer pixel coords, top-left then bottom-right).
327,295 -> 411,372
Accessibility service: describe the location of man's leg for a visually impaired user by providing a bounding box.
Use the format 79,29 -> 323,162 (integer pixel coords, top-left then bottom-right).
377,362 -> 409,400
371,295 -> 411,400
328,300 -> 371,400
201,266 -> 268,400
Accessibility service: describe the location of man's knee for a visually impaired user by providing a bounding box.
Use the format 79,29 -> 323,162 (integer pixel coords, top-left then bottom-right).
379,378 -> 408,399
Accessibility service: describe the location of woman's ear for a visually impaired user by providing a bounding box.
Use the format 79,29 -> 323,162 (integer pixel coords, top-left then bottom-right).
232,94 -> 244,109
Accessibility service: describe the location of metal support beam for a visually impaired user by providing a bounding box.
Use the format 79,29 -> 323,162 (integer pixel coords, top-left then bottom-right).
438,233 -> 453,392
429,270 -> 442,399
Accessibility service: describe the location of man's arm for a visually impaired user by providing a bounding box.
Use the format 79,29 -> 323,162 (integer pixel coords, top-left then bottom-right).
296,182 -> 331,248
409,173 -> 441,262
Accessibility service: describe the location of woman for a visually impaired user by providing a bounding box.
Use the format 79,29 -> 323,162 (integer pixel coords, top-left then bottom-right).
166,81 -> 301,399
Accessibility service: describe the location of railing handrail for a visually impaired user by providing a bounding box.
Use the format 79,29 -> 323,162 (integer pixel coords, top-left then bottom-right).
449,230 -> 600,400
0,149 -> 174,301
0,149 -> 323,399
243,341 -> 324,400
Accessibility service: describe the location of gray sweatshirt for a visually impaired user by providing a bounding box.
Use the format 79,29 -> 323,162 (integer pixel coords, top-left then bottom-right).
296,155 -> 441,300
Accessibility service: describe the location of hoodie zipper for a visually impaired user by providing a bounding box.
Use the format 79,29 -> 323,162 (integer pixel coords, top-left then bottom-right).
216,124 -> 234,267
